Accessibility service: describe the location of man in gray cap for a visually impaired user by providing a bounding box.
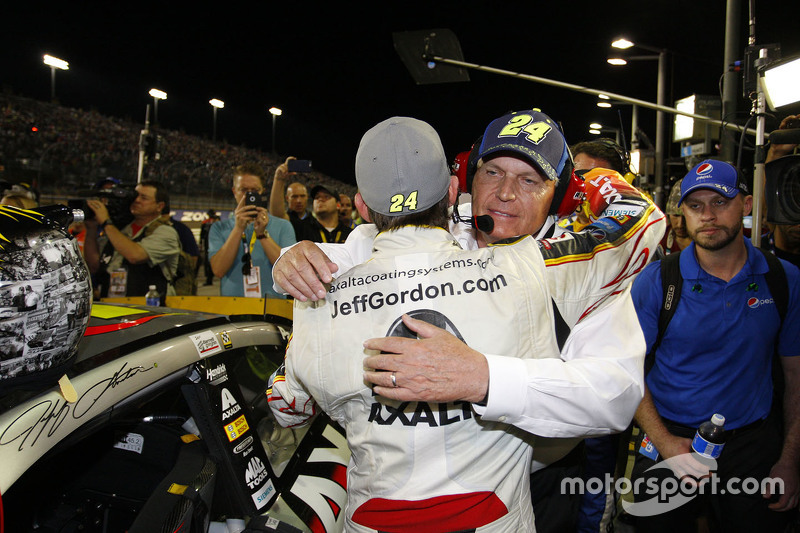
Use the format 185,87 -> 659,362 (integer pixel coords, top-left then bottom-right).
268,116 -> 561,532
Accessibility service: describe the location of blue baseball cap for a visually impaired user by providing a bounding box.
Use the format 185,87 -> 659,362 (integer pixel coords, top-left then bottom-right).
476,109 -> 570,182
678,160 -> 748,206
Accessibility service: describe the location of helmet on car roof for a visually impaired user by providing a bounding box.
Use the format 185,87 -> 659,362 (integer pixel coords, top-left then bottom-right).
0,204 -> 91,394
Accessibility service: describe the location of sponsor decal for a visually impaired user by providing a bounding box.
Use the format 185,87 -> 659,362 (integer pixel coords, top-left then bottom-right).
233,435 -> 254,455
245,456 -> 270,489
606,207 -> 643,217
221,388 -> 242,421
252,478 -> 276,510
219,331 -> 233,349
190,330 -> 223,358
748,297 -> 775,309
225,414 -> 250,442
206,362 -> 228,385
696,163 -> 714,176
114,432 -> 145,454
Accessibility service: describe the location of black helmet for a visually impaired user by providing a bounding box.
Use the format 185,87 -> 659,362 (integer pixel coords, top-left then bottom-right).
0,205 -> 91,394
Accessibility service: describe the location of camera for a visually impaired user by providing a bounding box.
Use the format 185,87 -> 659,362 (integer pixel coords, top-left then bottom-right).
287,159 -> 312,173
765,154 -> 800,225
245,192 -> 260,207
72,185 -> 137,227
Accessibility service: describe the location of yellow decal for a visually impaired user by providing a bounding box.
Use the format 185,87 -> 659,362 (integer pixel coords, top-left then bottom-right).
389,191 -> 419,212
225,414 -> 250,442
498,114 -> 552,144
91,303 -> 149,319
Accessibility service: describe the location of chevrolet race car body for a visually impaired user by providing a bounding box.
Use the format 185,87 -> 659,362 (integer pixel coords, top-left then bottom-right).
0,302 -> 348,533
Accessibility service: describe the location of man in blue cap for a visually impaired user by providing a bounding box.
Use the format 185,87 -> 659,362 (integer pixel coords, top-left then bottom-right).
630,159 -> 800,531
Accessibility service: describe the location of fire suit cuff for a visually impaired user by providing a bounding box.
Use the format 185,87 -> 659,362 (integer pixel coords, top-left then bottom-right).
473,354 -> 527,422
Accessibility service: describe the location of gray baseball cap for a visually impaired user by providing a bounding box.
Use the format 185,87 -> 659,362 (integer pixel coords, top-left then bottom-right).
355,117 -> 451,217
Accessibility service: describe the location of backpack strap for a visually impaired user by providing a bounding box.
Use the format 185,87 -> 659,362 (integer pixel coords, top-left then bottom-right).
758,248 -> 788,324
644,251 -> 683,375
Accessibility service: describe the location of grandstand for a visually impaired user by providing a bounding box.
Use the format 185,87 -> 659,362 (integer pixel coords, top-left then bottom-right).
0,92 -> 357,213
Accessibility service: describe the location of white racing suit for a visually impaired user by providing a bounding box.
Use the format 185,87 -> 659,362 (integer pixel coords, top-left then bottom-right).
269,227 -> 560,532
272,170 -> 666,445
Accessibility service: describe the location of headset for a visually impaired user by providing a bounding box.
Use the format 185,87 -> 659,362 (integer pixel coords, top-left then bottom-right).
585,138 -> 637,184
454,132 -> 585,223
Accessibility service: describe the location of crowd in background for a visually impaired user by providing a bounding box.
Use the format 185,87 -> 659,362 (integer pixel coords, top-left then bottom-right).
0,92 -> 357,207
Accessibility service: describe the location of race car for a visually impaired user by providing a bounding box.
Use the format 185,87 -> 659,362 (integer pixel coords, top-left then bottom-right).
0,302 -> 348,533
0,204 -> 348,533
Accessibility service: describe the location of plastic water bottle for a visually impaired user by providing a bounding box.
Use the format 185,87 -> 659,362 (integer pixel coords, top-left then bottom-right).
145,285 -> 160,307
692,413 -> 726,459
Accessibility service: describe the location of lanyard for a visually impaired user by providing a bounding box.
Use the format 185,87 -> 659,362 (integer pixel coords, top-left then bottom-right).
319,229 -> 341,243
241,230 -> 257,270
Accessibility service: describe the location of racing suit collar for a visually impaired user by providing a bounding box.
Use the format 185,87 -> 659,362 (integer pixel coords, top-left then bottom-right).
372,226 -> 462,257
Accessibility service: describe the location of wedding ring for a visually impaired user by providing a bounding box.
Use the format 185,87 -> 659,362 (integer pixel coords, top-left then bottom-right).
391,371 -> 397,388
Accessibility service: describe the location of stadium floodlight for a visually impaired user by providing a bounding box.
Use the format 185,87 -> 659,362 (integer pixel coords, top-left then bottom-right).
209,99 -> 224,141
43,55 -> 69,70
269,107 -> 282,154
149,88 -> 167,125
611,38 -> 634,50
43,54 -> 69,101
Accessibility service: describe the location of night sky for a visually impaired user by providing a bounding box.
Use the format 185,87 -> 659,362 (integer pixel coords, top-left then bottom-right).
3,1 -> 798,185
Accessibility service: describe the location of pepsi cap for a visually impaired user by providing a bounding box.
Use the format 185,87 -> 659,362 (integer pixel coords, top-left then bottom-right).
476,109 -> 570,182
355,117 -> 451,217
678,160 -> 749,206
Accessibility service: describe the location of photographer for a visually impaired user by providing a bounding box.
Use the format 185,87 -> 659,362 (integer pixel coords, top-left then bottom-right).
83,181 -> 179,301
209,163 -> 296,298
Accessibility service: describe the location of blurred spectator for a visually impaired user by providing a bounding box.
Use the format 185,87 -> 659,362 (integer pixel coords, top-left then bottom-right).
268,157 -> 318,241
571,139 -> 627,174
209,163 -> 296,298
1,182 -> 38,208
659,179 -> 691,256
160,201 -> 200,295
199,209 -> 219,286
339,192 -> 357,229
308,184 -> 352,243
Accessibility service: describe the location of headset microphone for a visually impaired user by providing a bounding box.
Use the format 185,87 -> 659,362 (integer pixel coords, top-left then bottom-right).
473,215 -> 494,233
452,193 -> 494,233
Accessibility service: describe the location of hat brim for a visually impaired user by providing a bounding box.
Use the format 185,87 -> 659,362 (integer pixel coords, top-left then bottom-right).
678,183 -> 740,206
479,145 -> 558,181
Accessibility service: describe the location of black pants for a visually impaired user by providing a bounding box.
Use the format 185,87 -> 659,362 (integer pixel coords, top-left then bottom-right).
630,411 -> 795,533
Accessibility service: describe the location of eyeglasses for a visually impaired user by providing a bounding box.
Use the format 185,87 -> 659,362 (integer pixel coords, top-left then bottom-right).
242,252 -> 251,276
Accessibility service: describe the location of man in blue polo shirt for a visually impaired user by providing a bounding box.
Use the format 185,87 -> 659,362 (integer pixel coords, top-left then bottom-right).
630,160 -> 800,531
209,163 -> 296,298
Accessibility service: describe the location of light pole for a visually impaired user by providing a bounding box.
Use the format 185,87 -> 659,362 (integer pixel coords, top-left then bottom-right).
42,54 -> 69,101
149,88 -> 167,126
209,99 -> 224,141
269,107 -> 282,155
608,38 -> 668,207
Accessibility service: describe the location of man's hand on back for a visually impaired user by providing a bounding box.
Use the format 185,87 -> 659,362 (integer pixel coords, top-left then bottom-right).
273,241 -> 339,301
363,314 -> 489,404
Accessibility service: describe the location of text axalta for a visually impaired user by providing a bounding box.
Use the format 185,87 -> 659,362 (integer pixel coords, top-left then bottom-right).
328,257 -> 493,294
330,274 -> 508,318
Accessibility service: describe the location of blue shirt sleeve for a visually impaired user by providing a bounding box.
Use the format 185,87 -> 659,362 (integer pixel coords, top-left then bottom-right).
778,259 -> 800,357
208,220 -> 225,258
630,261 -> 663,355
